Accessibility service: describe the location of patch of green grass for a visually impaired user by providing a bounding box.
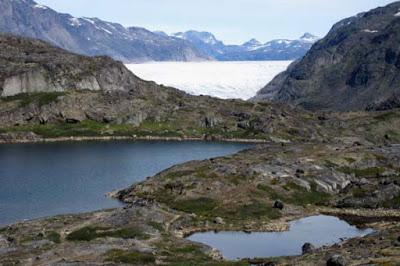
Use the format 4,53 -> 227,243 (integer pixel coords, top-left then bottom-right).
148,221 -> 164,232
257,184 -> 281,200
170,197 -> 218,216
46,231 -> 61,244
164,170 -> 195,180
3,92 -> 65,107
195,166 -> 218,179
338,167 -> 386,178
382,195 -> 400,208
352,187 -> 369,198
286,182 -> 330,206
218,201 -> 281,220
66,226 -> 149,242
105,249 -> 155,265
344,157 -> 356,164
259,181 -> 330,207
283,181 -> 303,191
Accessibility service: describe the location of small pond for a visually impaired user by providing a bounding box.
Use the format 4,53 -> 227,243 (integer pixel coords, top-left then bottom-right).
187,215 -> 374,260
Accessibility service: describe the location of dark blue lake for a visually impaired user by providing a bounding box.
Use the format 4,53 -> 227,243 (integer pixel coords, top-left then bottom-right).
0,140 -> 250,226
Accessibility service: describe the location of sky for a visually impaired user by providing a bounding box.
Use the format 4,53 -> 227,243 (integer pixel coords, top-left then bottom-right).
36,0 -> 396,44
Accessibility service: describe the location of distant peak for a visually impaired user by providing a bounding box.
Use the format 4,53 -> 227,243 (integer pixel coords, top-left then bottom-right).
243,38 -> 262,46
300,33 -> 319,42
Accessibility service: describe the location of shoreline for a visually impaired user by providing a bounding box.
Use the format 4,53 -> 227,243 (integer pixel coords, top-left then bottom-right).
0,134 -> 270,145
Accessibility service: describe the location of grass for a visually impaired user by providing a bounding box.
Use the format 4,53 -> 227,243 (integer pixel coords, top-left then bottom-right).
46,231 -> 61,244
66,226 -> 149,241
170,197 -> 218,216
258,182 -> 330,207
2,92 -> 65,107
105,249 -> 155,265
161,243 -> 249,266
224,201 -> 281,220
148,221 -> 165,232
338,167 -> 386,178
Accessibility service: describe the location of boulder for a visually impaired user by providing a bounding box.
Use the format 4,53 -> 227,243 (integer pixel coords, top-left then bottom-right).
327,254 -> 346,266
302,242 -> 315,254
214,217 -> 224,225
273,200 -> 284,210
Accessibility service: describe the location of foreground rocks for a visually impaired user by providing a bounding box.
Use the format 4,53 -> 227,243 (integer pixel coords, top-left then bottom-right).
1,140 -> 399,265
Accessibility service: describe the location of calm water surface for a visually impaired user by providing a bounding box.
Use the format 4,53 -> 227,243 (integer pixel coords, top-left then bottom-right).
188,215 -> 374,260
0,140 -> 250,226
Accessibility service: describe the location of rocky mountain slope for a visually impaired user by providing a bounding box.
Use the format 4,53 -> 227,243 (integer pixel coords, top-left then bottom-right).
254,2 -> 400,111
0,33 -> 324,144
173,31 -> 318,61
1,28 -> 400,266
0,0 -> 208,62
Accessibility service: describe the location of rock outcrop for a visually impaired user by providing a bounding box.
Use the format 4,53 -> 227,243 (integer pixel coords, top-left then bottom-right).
0,34 -> 143,96
254,2 -> 400,111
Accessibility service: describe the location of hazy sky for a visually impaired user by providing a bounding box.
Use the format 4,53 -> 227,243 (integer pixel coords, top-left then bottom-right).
36,0 -> 395,44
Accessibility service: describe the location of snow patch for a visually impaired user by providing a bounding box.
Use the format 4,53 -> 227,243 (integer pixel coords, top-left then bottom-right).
362,29 -> 379,33
34,4 -> 48,9
69,17 -> 82,27
395,10 -> 400,17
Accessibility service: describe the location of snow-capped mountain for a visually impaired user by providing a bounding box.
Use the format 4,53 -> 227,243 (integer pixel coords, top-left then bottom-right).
0,0 -> 209,62
172,30 -> 319,61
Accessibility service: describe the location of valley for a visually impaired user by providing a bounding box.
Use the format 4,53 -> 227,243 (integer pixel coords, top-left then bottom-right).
0,1 -> 400,265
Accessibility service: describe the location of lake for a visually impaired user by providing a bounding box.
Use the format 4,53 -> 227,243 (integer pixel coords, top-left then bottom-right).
126,61 -> 291,100
188,215 -> 374,260
0,140 -> 250,226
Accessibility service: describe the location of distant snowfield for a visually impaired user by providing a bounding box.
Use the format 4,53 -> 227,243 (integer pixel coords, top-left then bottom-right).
126,61 -> 292,100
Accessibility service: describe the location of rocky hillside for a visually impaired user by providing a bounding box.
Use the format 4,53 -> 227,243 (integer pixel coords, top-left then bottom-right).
254,2 -> 400,111
0,0 -> 208,62
173,31 -> 318,61
0,34 -> 149,96
0,33 -> 325,144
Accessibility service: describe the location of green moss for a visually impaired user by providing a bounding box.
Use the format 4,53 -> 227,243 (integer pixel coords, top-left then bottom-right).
46,231 -> 61,244
352,187 -> 369,198
338,167 -> 386,177
257,184 -> 281,200
259,182 -> 330,207
344,157 -> 356,164
218,201 -> 281,220
105,249 -> 155,265
164,170 -> 195,180
3,92 -> 65,107
283,181 -> 303,191
170,197 -> 218,216
148,221 -> 164,232
66,226 -> 149,242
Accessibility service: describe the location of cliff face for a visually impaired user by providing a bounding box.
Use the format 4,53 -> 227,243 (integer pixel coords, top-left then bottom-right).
254,2 -> 400,111
0,0 -> 208,62
0,34 -> 143,96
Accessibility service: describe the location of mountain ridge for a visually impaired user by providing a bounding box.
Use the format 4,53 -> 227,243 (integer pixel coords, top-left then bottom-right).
253,2 -> 400,111
172,30 -> 319,61
0,0 -> 209,62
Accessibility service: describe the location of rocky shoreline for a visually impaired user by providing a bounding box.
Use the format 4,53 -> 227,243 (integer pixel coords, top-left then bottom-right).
0,132 -> 270,145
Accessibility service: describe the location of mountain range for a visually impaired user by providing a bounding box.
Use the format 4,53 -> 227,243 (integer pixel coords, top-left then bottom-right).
253,1 -> 400,111
0,0 -> 209,62
0,0 -> 317,62
172,31 -> 319,61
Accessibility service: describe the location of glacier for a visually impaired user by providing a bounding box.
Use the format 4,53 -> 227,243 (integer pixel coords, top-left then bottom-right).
126,61 -> 291,100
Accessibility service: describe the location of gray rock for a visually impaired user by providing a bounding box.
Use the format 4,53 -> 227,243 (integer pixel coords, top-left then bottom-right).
214,217 -> 224,225
273,200 -> 284,210
302,242 -> 315,254
327,254 -> 346,266
254,2 -> 400,112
